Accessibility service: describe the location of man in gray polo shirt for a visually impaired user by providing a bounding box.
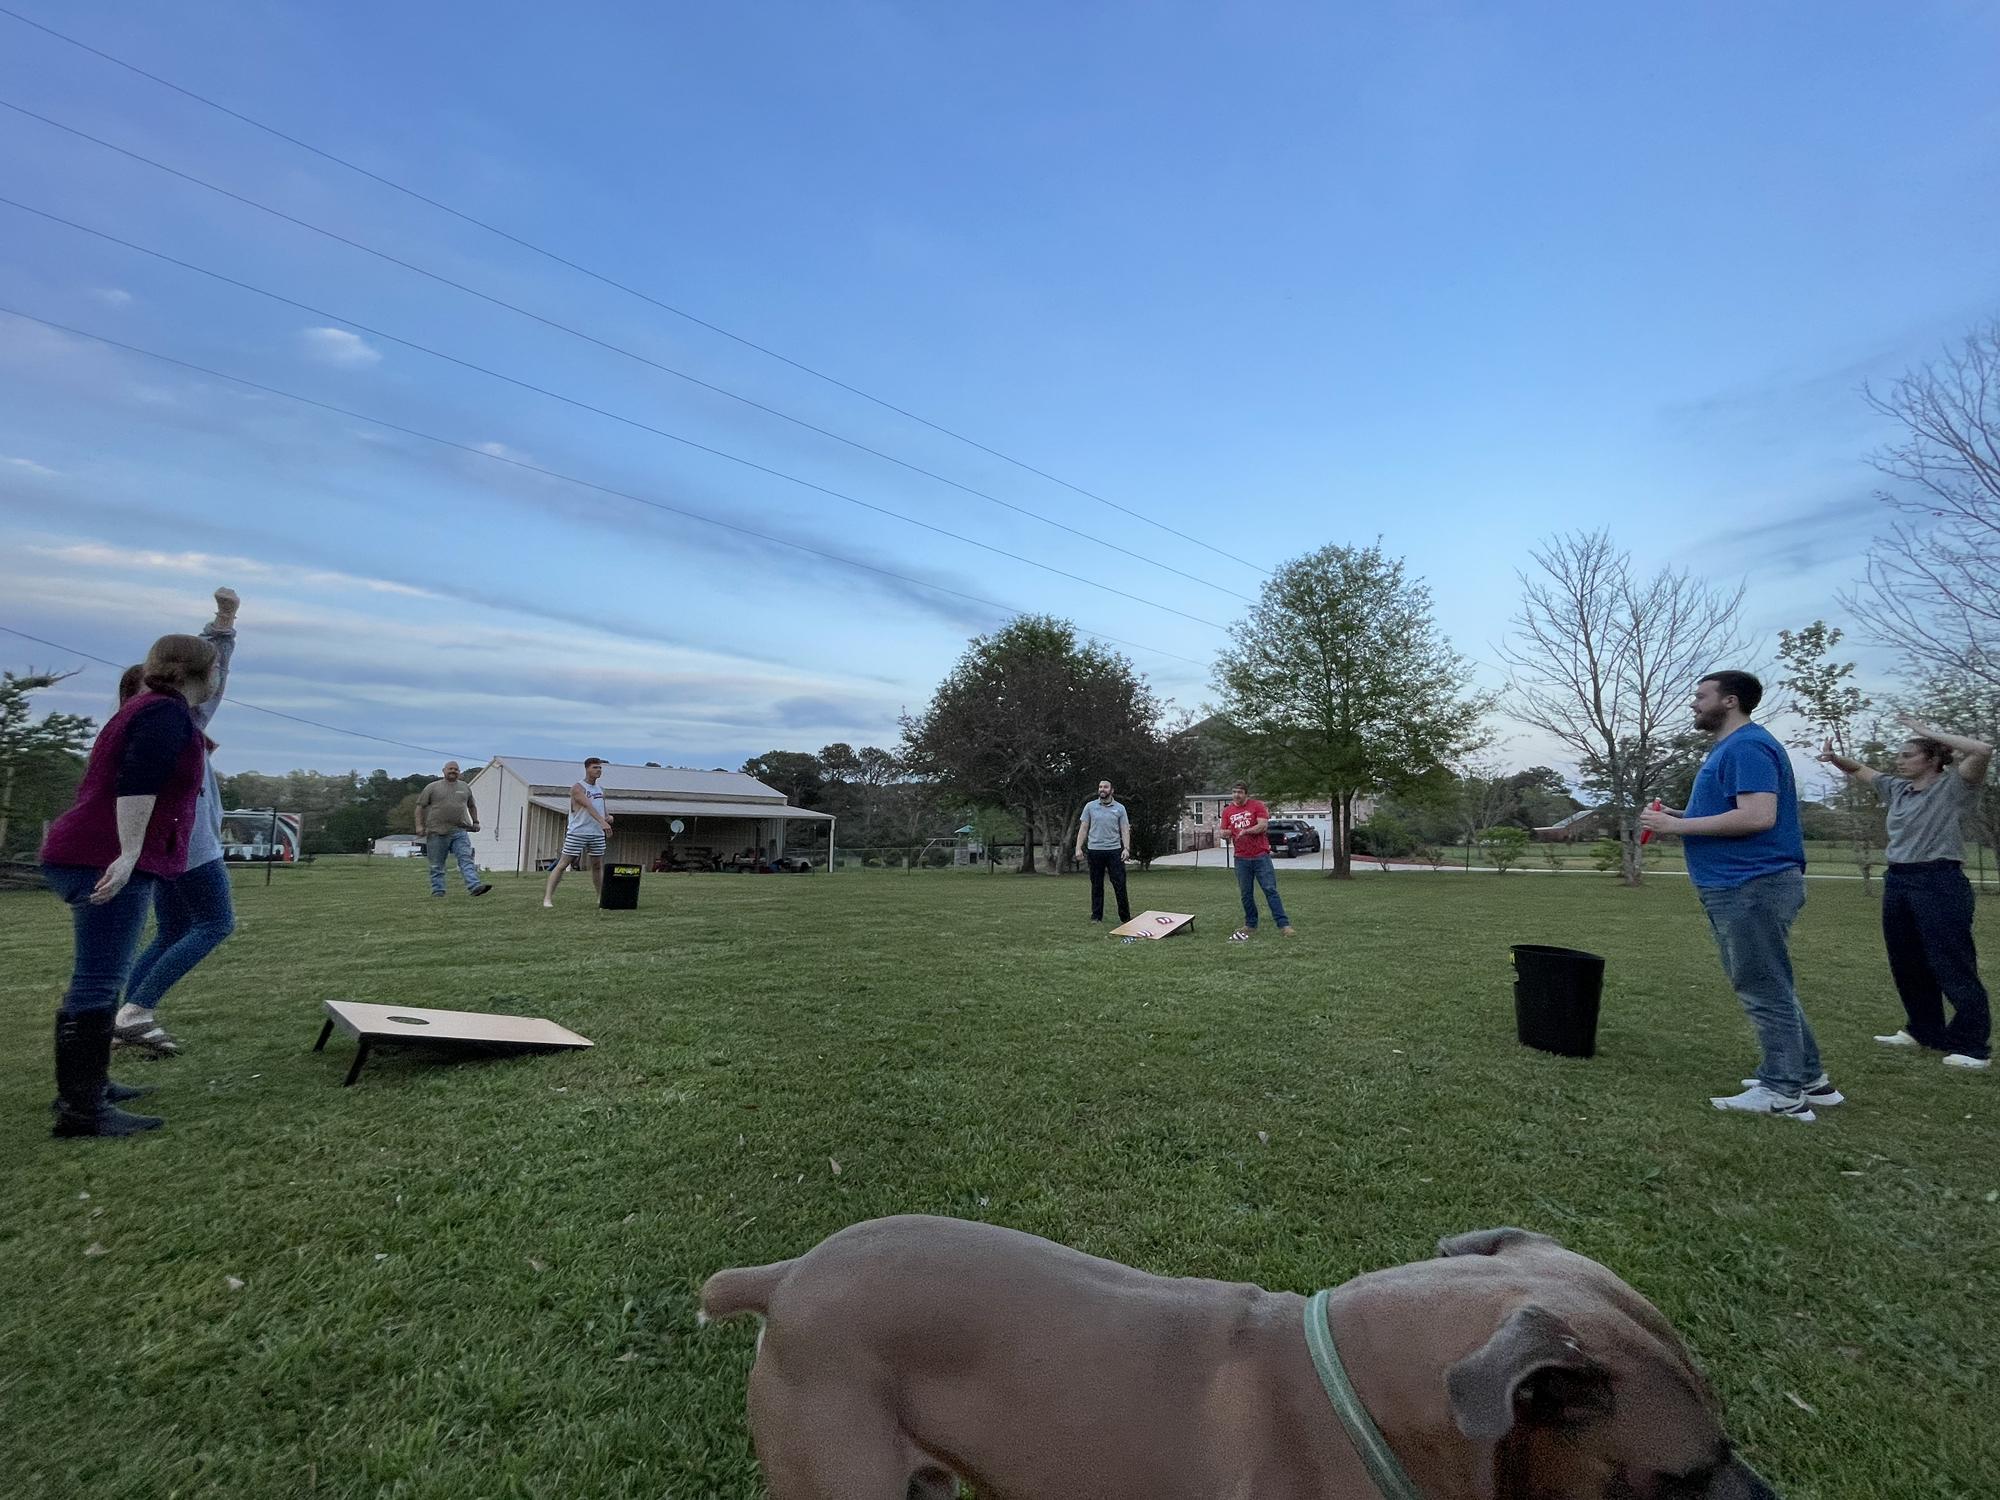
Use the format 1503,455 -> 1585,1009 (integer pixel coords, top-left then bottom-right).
1074,779 -> 1132,924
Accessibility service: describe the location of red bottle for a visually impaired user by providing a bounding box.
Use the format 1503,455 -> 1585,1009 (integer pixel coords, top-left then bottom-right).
1639,799 -> 1663,845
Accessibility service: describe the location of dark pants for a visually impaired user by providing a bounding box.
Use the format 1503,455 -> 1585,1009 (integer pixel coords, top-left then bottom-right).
1234,853 -> 1290,930
125,856 -> 237,1014
1087,849 -> 1131,922
1883,861 -> 1991,1060
43,864 -> 161,1017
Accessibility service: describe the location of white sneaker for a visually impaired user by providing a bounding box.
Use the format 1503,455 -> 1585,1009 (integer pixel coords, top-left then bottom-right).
1710,1085 -> 1815,1122
1873,1030 -> 1921,1048
1740,1073 -> 1844,1107
1943,1053 -> 1991,1070
542,899 -> 555,909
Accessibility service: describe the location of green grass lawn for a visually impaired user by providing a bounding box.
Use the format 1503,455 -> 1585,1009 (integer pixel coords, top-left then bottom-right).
3,861 -> 1995,1499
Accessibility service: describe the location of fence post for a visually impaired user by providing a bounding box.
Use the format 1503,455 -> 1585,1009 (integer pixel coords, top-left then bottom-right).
266,806 -> 278,887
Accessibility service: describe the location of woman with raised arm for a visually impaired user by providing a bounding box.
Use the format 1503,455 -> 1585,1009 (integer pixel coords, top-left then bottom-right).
39,630 -> 219,1136
114,587 -> 242,1056
1821,712 -> 1993,1070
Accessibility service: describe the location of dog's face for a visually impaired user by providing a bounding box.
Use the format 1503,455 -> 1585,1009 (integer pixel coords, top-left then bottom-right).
1436,1229 -> 1780,1500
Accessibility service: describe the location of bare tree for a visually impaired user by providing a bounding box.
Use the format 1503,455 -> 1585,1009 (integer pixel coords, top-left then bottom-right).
1501,532 -> 1749,885
1843,321 -> 2000,691
1454,758 -> 1516,871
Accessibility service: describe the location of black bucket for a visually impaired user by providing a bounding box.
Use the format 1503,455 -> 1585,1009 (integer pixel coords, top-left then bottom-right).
1510,944 -> 1604,1059
599,864 -> 642,910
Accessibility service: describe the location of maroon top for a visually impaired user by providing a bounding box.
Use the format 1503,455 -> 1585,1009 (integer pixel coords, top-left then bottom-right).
41,691 -> 207,878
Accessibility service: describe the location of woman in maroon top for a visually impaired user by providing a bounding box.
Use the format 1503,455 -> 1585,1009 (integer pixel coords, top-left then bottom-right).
39,632 -> 218,1138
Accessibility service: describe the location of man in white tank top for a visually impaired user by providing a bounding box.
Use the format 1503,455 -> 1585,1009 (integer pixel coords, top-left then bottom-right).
543,757 -> 613,908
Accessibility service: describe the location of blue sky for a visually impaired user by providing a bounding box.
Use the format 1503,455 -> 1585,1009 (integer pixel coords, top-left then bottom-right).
2,0 -> 1995,779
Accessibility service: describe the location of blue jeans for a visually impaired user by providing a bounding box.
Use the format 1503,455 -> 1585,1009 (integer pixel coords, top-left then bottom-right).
1697,869 -> 1821,1095
1234,853 -> 1290,930
42,864 -> 161,1017
124,856 -> 236,1014
427,832 -> 482,894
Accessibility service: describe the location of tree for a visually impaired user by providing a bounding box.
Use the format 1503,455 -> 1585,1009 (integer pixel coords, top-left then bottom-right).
1454,759 -> 1519,869
1213,543 -> 1490,878
1116,716 -> 1204,868
902,616 -> 1187,873
1480,825 -> 1529,873
1503,766 -> 1581,831
0,670 -> 93,854
741,751 -> 825,807
1776,620 -> 1883,884
1501,531 -> 1749,885
1843,321 -> 2000,693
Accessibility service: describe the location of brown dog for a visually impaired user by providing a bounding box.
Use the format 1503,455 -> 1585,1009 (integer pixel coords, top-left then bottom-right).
701,1215 -> 1778,1499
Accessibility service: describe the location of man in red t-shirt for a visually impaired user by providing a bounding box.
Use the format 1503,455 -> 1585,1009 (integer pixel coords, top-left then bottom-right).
1219,781 -> 1294,939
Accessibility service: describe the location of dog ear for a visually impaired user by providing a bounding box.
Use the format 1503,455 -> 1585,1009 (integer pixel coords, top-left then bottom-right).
1436,1226 -> 1562,1259
1445,1305 -> 1611,1441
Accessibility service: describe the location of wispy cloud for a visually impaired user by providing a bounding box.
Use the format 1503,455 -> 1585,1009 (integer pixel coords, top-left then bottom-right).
90,288 -> 134,308
1682,494 -> 1882,578
3,455 -> 60,478
300,326 -> 382,367
18,541 -> 437,599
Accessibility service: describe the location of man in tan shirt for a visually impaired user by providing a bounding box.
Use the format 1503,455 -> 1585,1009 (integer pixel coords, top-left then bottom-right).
414,762 -> 491,898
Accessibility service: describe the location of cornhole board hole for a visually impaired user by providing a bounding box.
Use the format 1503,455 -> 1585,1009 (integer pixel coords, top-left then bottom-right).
1109,910 -> 1196,940
313,999 -> 592,1087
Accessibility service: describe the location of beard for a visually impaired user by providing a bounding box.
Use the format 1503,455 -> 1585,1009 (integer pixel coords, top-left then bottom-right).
1692,706 -> 1727,733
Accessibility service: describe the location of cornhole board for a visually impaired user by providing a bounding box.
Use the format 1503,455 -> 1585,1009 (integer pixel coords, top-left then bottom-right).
1109,910 -> 1196,940
312,999 -> 592,1087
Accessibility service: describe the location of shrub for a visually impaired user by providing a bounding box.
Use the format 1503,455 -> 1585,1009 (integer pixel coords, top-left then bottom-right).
1479,825 -> 1530,873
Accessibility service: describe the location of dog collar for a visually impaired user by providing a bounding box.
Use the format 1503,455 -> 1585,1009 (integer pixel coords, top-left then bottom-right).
1304,1289 -> 1427,1500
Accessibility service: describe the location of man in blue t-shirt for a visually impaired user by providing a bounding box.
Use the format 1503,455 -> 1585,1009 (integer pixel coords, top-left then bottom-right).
1642,670 -> 1841,1123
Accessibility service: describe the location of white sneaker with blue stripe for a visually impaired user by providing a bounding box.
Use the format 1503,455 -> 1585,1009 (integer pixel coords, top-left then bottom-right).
1710,1084 -> 1815,1122
1740,1072 -> 1843,1107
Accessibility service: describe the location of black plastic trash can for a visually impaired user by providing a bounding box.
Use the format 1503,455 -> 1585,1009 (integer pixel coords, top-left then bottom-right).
599,863 -> 642,910
1510,944 -> 1604,1058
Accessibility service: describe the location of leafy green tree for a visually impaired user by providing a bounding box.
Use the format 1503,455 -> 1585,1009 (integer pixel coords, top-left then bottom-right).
0,670 -> 93,854
1214,543 -> 1490,878
903,616 -> 1190,873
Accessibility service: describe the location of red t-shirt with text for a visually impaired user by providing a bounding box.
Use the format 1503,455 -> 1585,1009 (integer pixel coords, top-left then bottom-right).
1221,799 -> 1271,859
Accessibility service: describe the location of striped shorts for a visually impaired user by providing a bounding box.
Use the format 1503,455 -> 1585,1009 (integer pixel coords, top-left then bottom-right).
562,827 -> 606,859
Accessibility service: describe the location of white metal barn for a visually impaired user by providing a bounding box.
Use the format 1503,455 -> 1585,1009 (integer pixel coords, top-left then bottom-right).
463,758 -> 834,873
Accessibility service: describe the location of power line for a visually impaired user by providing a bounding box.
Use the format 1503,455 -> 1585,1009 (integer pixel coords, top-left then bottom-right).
0,195 -> 1232,633
0,3 -> 1268,574
0,623 -> 468,758
0,305 -> 1214,674
0,94 -> 1254,610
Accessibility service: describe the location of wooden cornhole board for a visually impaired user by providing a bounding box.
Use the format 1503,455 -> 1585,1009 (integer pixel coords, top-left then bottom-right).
1110,910 -> 1196,940
313,999 -> 592,1087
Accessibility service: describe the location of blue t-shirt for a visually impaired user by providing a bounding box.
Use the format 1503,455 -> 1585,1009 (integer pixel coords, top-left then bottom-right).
1681,722 -> 1805,889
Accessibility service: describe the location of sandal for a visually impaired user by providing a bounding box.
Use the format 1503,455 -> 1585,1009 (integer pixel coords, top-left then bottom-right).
113,1019 -> 181,1056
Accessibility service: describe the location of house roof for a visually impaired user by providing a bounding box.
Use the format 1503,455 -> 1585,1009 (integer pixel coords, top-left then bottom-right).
488,756 -> 785,803
1534,807 -> 1600,832
529,795 -> 833,822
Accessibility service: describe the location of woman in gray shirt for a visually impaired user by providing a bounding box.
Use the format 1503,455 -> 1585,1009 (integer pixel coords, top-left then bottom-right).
1821,713 -> 1992,1068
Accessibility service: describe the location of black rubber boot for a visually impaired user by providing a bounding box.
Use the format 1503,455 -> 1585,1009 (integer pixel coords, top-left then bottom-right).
49,1078 -> 158,1113
51,1012 -> 164,1138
